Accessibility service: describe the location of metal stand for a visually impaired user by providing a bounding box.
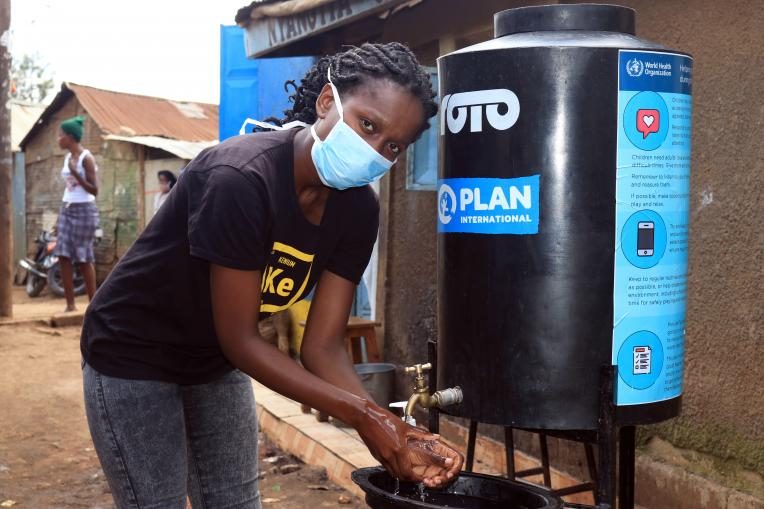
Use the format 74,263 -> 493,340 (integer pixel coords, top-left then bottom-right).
425,346 -> 637,509
596,366 -> 618,509
465,420 -> 478,472
504,427 -> 554,487
618,425 -> 636,509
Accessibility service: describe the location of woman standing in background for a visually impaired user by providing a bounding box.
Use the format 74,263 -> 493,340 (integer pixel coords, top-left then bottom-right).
153,170 -> 177,215
56,115 -> 99,312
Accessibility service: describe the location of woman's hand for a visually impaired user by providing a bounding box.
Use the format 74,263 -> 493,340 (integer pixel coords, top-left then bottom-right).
356,404 -> 464,488
406,437 -> 464,487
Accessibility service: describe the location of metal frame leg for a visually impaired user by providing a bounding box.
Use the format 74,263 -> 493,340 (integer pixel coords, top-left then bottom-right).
585,442 -> 599,505
619,426 -> 636,509
425,362 -> 628,509
504,428 -> 600,504
597,366 -> 617,509
504,427 -> 516,479
465,420 -> 478,472
539,433 -> 552,487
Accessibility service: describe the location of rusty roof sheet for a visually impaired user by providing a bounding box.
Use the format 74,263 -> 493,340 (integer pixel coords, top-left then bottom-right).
235,0 -> 285,25
19,82 -> 219,149
68,83 -> 218,142
11,101 -> 46,151
104,135 -> 218,160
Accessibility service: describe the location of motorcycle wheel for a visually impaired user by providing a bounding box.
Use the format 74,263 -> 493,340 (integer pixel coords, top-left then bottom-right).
48,263 -> 87,298
26,273 -> 47,298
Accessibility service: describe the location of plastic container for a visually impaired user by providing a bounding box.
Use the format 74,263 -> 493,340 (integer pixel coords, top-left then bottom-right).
352,467 -> 563,509
355,363 -> 396,410
437,4 -> 693,429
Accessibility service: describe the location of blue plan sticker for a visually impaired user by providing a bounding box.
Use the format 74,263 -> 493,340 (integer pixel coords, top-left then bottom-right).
437,175 -> 540,235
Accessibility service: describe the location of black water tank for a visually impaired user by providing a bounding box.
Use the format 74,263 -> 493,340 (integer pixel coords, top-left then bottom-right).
437,4 -> 693,430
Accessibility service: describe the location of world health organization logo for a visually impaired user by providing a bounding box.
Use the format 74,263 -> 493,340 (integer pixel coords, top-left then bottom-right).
438,183 -> 456,225
626,58 -> 644,77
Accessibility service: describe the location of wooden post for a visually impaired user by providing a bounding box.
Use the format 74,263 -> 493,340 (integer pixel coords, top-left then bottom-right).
137,145 -> 146,228
374,172 -> 390,358
0,0 -> 12,318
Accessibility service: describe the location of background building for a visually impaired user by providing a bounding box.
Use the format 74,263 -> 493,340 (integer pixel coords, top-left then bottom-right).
19,83 -> 218,280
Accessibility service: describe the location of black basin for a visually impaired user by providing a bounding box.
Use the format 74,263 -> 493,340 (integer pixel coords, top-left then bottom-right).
352,467 -> 563,509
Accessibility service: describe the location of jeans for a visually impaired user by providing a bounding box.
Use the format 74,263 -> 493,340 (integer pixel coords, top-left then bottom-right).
83,363 -> 261,509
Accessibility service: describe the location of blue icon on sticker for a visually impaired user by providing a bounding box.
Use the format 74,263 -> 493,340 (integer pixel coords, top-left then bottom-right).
624,92 -> 669,151
621,210 -> 666,269
618,330 -> 664,390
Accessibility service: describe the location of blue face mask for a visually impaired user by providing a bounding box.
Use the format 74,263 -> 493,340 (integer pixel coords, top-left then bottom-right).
310,69 -> 396,190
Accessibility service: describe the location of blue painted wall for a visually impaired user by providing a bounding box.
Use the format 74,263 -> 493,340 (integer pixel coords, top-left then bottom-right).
12,152 -> 26,265
219,26 -> 316,141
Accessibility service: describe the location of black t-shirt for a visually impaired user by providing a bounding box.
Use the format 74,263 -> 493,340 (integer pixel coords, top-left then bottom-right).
81,129 -> 379,384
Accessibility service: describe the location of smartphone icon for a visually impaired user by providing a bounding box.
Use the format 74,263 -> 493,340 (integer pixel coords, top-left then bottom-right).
637,222 -> 654,257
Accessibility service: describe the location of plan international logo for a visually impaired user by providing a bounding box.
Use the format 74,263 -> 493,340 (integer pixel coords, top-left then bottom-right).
437,175 -> 540,235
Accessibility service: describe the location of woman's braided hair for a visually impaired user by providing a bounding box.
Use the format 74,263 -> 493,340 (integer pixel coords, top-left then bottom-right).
270,42 -> 437,134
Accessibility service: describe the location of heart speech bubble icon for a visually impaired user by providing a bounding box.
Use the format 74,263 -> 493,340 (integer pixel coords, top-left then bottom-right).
636,109 -> 660,139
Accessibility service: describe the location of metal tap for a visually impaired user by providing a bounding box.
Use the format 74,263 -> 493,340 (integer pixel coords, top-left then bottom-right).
403,363 -> 463,421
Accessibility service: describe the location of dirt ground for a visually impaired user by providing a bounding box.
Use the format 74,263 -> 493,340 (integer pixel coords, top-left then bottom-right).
0,300 -> 364,508
1,285 -> 89,322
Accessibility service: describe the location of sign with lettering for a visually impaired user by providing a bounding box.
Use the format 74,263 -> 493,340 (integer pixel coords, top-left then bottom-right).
244,0 -> 406,57
437,175 -> 540,235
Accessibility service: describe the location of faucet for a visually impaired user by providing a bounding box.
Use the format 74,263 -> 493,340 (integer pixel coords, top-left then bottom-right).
403,363 -> 463,422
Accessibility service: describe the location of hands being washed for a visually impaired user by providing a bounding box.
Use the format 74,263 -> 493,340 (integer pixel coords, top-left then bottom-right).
405,435 -> 464,488
357,405 -> 464,488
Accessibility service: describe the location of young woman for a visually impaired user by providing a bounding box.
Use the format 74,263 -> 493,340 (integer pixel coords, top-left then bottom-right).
153,169 -> 178,215
56,115 -> 99,312
81,43 -> 463,508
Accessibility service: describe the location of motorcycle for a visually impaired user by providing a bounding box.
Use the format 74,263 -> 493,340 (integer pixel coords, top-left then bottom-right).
19,230 -> 91,298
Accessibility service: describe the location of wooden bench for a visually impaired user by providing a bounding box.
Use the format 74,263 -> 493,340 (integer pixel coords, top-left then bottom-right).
299,316 -> 381,364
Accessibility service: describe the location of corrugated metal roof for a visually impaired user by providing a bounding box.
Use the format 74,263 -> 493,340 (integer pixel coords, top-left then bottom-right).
68,83 -> 218,142
236,0 -> 286,25
19,82 -> 219,149
239,0 -> 333,23
11,101 -> 46,151
104,135 -> 217,160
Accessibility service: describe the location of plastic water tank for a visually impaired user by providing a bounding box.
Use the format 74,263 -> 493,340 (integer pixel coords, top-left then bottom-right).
436,4 -> 693,430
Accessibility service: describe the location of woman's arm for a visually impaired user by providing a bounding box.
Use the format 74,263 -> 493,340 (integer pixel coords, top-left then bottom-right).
300,270 -> 372,399
299,270 -> 463,483
210,264 -> 364,424
69,153 -> 99,196
209,263 -> 461,487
